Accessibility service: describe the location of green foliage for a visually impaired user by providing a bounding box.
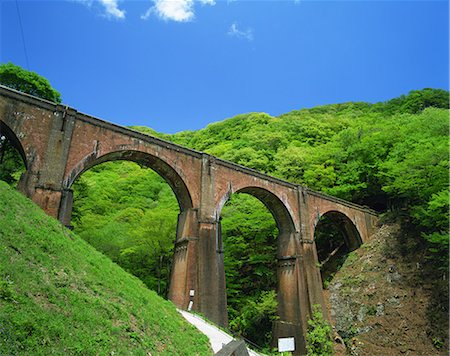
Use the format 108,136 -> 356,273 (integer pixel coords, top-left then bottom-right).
0,274 -> 17,302
0,138 -> 25,186
306,305 -> 333,356
432,337 -> 444,350
229,290 -> 278,347
387,88 -> 449,114
72,161 -> 178,297
0,180 -> 211,355
315,215 -> 351,288
0,62 -> 61,103
221,193 -> 278,347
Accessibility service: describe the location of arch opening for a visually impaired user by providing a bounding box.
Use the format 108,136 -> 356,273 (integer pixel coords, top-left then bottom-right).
69,151 -> 191,298
218,186 -> 297,349
0,121 -> 27,186
314,211 -> 362,288
66,150 -> 192,211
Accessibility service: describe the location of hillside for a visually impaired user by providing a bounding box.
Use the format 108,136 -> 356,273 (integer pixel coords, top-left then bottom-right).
0,181 -> 211,355
326,223 -> 448,355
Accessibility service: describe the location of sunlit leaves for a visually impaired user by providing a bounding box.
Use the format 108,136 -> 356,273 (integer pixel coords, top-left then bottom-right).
72,161 -> 179,297
0,62 -> 61,103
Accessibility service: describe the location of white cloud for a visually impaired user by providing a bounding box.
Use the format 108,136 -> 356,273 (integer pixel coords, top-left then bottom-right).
141,0 -> 215,22
72,0 -> 93,7
99,0 -> 126,19
73,0 -> 125,19
141,7 -> 153,20
228,22 -> 253,41
146,0 -> 194,22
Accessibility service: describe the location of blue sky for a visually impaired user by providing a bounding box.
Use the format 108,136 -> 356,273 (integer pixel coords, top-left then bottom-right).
1,0 -> 448,133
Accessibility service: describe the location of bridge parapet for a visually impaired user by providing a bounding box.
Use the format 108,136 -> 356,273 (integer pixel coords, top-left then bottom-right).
305,188 -> 378,215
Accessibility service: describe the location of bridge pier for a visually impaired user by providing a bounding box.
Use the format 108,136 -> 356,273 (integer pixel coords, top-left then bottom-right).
168,209 -> 228,327
197,219 -> 228,327
22,183 -> 73,230
272,231 -> 308,354
297,187 -> 326,315
168,209 -> 199,311
274,255 -> 307,354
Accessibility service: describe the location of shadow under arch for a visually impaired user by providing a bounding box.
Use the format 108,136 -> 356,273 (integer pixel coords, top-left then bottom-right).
314,210 -> 362,286
65,150 -> 193,212
0,120 -> 28,169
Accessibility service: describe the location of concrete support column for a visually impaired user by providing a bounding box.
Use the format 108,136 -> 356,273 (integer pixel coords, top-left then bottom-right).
17,169 -> 38,200
38,107 -> 75,189
168,208 -> 199,310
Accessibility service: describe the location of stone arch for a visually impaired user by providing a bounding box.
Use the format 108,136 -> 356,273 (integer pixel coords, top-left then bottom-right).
64,150 -> 193,212
0,120 -> 28,169
313,210 -> 362,251
216,185 -> 304,349
217,186 -> 297,238
313,210 -> 362,287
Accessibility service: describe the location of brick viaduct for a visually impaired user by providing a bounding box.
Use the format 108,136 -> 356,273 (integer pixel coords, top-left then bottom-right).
0,86 -> 378,354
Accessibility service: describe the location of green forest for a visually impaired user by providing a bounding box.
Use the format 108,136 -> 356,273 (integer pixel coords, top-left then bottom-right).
0,63 -> 448,350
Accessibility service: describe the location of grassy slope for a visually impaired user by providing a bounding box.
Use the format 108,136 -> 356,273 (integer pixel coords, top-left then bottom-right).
0,181 -> 211,355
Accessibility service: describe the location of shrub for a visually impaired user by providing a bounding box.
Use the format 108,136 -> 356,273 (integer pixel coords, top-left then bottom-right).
306,304 -> 333,356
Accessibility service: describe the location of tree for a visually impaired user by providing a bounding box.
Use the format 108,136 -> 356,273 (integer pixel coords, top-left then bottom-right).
0,62 -> 61,103
306,305 -> 333,356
